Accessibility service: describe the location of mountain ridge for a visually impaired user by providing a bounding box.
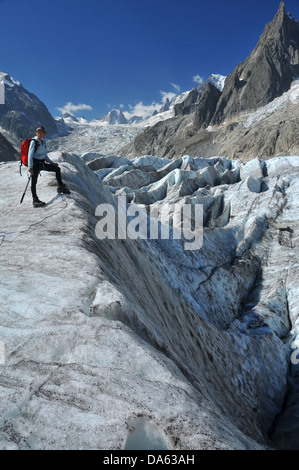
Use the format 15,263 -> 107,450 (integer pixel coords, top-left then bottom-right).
0,71 -> 64,144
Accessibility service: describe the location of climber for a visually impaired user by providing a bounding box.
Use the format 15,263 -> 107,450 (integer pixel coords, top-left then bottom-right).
28,126 -> 70,207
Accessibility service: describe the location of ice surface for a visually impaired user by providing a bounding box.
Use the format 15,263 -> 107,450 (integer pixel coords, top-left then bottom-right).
0,153 -> 298,449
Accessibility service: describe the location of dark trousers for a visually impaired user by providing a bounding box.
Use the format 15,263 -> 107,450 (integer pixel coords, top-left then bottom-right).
31,159 -> 62,199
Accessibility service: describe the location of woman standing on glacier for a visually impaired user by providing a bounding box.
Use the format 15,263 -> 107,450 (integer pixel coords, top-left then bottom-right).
28,126 -> 70,207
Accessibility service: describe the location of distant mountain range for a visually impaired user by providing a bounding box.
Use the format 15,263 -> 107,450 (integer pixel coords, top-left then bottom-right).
58,74 -> 225,128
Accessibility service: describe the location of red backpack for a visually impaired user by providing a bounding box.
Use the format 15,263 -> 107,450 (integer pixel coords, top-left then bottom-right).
21,138 -> 39,166
20,138 -> 39,175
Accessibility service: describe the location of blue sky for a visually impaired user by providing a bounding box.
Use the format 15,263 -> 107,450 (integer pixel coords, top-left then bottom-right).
1,0 -> 299,120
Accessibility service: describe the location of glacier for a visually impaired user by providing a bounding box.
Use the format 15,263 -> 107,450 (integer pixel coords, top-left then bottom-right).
0,152 -> 298,450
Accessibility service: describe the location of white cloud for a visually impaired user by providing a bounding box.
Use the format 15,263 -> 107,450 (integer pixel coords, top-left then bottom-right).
193,75 -> 204,86
123,89 -> 178,120
171,82 -> 180,93
160,91 -> 176,104
123,101 -> 160,120
57,102 -> 93,116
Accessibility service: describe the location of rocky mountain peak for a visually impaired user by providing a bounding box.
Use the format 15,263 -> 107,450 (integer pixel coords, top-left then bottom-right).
104,108 -> 128,125
258,2 -> 299,58
211,2 -> 299,124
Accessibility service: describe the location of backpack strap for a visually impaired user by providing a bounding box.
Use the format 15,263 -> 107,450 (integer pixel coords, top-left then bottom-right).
33,139 -> 39,153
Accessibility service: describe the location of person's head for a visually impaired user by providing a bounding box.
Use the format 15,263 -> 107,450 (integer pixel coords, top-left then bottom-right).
35,126 -> 45,141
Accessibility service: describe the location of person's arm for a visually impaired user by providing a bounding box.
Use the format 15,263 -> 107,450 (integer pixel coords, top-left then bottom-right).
43,143 -> 58,166
28,139 -> 37,169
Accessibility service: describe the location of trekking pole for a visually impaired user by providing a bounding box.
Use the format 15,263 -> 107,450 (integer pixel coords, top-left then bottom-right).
20,134 -> 22,176
20,174 -> 31,204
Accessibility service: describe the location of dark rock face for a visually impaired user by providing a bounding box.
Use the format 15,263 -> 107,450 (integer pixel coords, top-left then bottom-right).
0,132 -> 19,162
173,89 -> 201,116
160,97 -> 171,113
0,73 -> 59,139
212,2 -> 299,123
193,83 -> 221,130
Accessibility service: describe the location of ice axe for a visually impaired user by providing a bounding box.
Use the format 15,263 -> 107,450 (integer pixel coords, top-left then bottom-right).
20,174 -> 31,204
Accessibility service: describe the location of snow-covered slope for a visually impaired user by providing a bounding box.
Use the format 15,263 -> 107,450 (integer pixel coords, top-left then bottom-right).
206,73 -> 226,91
0,153 -> 298,449
48,120 -> 143,157
243,79 -> 299,127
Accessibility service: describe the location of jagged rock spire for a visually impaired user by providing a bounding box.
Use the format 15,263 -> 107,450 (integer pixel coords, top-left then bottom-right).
211,2 -> 299,124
